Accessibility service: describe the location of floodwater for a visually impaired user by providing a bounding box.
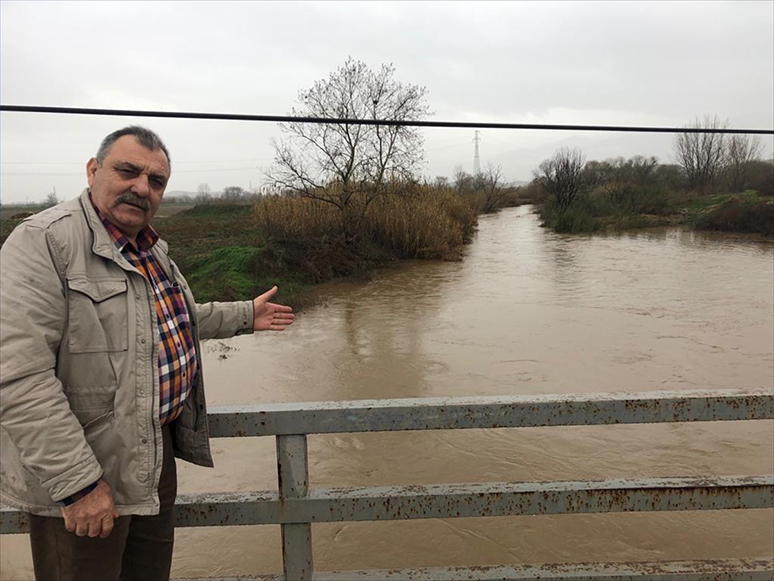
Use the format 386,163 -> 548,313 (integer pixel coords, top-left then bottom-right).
2,206 -> 772,579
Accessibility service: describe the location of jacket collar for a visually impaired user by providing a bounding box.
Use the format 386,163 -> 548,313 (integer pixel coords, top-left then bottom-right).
79,188 -> 116,261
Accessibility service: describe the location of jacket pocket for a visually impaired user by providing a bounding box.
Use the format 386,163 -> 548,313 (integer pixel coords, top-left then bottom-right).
67,278 -> 129,353
67,391 -> 116,427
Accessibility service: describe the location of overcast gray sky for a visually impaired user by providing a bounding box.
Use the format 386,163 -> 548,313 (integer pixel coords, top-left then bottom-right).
1,1 -> 772,203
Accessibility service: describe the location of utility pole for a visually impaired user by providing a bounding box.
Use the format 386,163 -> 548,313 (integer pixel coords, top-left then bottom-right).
473,130 -> 481,175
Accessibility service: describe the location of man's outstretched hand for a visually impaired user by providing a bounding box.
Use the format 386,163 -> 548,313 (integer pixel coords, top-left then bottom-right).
253,286 -> 295,331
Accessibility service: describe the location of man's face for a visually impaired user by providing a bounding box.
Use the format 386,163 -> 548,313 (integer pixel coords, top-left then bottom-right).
86,135 -> 170,238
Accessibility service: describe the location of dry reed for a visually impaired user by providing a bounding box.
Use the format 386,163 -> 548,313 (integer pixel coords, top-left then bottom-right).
253,185 -> 477,258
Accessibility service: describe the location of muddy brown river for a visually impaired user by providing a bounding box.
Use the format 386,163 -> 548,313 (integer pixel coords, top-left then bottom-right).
2,205 -> 772,579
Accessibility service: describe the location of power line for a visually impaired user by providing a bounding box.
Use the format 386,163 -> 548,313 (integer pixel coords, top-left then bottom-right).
1,105 -> 772,135
425,141 -> 470,152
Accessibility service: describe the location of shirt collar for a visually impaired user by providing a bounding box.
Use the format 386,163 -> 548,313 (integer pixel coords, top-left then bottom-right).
88,190 -> 159,253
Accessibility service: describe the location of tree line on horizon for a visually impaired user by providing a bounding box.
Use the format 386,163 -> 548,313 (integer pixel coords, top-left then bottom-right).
531,116 -> 770,211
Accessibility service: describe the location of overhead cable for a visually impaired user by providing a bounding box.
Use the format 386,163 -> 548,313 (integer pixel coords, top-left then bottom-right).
1,105 -> 772,135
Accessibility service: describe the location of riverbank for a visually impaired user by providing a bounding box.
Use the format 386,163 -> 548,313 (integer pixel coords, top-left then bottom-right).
155,188 -> 478,308
539,190 -> 774,236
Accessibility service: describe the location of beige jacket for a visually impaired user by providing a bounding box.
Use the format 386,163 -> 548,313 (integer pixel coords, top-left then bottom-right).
0,190 -> 254,516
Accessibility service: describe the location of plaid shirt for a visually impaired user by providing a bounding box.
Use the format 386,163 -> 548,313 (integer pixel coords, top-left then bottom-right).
91,198 -> 198,426
62,196 -> 198,506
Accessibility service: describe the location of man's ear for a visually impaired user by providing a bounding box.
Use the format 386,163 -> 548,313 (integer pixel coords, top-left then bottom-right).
86,158 -> 99,187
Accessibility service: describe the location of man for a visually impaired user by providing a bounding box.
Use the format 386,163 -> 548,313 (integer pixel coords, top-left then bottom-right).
0,126 -> 295,581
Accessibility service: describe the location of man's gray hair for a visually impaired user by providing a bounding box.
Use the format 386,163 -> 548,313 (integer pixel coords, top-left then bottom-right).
95,126 -> 171,170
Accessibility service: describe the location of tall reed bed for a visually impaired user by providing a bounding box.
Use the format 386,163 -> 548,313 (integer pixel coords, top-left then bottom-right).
253,195 -> 341,240
254,185 -> 478,259
365,187 -> 477,257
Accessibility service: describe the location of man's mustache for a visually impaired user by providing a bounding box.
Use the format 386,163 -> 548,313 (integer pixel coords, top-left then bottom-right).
117,193 -> 151,211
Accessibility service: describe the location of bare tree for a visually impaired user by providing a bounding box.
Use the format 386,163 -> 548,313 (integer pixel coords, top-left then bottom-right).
453,165 -> 475,193
222,186 -> 246,202
433,176 -> 450,189
673,115 -> 728,192
42,191 -> 59,208
624,155 -> 660,184
583,159 -> 615,191
534,148 -> 589,208
593,156 -> 661,205
725,134 -> 763,192
268,58 -> 430,237
478,163 -> 508,213
195,183 -> 212,204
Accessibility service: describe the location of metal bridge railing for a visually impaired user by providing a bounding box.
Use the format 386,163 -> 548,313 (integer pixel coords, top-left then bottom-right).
2,388 -> 773,580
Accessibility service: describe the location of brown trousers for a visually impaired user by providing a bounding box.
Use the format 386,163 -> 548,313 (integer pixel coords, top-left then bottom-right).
28,424 -> 177,581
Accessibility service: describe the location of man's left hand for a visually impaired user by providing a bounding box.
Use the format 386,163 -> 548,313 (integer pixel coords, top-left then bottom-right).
253,286 -> 295,331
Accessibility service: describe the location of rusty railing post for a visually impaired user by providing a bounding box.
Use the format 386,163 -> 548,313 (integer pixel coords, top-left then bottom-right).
277,434 -> 313,580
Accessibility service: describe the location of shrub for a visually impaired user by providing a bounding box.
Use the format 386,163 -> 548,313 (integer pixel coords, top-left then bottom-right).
695,198 -> 774,236
745,160 -> 774,196
540,197 -> 599,233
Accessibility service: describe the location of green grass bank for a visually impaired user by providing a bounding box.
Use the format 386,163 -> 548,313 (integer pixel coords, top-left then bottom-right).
539,190 -> 774,236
